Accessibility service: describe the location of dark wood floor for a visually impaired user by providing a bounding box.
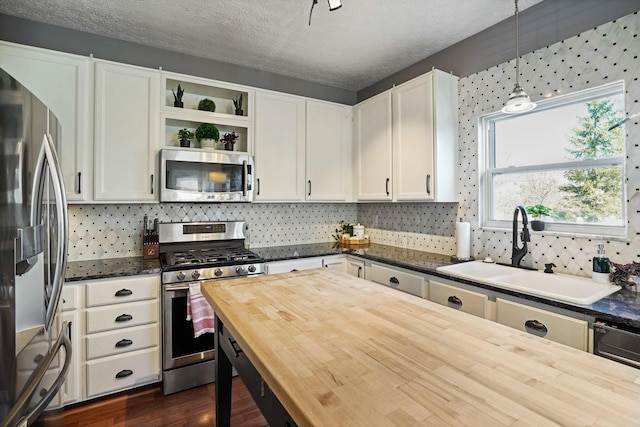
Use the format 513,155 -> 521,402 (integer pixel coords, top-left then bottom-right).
36,378 -> 267,427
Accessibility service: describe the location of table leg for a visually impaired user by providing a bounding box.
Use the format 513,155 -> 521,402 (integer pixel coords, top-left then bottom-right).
215,315 -> 232,427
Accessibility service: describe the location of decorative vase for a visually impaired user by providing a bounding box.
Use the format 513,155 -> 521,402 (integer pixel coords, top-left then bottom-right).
179,139 -> 190,148
225,142 -> 234,151
174,101 -> 183,108
235,109 -> 244,116
531,220 -> 545,231
200,139 -> 216,149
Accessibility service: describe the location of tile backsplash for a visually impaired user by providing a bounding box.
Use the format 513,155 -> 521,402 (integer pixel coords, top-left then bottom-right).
68,11 -> 639,279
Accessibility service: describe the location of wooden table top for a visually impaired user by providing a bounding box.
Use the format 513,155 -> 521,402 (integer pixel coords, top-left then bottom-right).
201,269 -> 640,427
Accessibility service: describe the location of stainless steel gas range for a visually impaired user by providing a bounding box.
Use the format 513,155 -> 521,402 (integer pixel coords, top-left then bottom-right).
159,221 -> 265,395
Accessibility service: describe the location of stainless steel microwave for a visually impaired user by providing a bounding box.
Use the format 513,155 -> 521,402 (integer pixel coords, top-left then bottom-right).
160,148 -> 254,202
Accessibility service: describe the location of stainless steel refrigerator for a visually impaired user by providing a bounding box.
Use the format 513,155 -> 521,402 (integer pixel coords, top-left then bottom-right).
0,68 -> 71,426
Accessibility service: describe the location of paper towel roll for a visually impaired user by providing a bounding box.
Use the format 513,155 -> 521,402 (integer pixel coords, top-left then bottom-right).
456,221 -> 471,260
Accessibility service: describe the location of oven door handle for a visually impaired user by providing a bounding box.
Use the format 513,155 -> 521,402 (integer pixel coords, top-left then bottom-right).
164,283 -> 194,292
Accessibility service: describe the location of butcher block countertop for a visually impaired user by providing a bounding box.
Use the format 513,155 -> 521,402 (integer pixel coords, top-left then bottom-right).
201,269 -> 640,427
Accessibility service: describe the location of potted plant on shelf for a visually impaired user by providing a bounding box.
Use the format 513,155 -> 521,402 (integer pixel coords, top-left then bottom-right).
526,204 -> 552,231
195,123 -> 220,149
198,98 -> 216,112
220,132 -> 239,151
172,84 -> 184,108
233,94 -> 243,116
177,128 -> 194,147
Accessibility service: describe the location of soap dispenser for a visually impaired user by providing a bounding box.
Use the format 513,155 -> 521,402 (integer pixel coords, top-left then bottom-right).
592,243 -> 610,283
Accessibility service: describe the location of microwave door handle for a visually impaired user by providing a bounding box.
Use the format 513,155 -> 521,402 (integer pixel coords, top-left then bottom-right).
42,134 -> 69,331
242,160 -> 248,197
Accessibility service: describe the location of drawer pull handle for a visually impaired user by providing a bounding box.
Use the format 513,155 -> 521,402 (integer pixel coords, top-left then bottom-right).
115,314 -> 133,322
447,295 -> 463,307
115,338 -> 133,348
229,338 -> 243,358
115,288 -> 133,297
115,369 -> 133,379
389,276 -> 400,285
524,319 -> 548,337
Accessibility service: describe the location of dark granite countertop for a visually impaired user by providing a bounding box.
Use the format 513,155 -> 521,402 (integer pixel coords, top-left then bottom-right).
65,242 -> 639,329
65,257 -> 161,282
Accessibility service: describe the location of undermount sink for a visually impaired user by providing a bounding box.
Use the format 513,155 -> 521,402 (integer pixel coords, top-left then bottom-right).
436,261 -> 620,305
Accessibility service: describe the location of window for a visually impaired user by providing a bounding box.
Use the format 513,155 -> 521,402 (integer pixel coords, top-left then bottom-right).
480,81 -> 626,237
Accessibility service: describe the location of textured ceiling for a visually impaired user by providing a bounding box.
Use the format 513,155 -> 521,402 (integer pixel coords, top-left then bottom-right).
0,0 -> 542,91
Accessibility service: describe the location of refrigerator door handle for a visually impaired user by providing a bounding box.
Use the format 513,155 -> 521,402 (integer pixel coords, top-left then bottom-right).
31,134 -> 69,331
1,324 -> 72,427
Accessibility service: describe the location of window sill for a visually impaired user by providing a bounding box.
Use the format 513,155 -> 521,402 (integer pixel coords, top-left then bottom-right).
480,226 -> 630,242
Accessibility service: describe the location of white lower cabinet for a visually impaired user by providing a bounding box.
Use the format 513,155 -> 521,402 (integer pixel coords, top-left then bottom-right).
370,263 -> 426,298
322,255 -> 347,273
496,298 -> 588,351
82,275 -> 161,399
429,280 -> 489,319
346,258 -> 365,279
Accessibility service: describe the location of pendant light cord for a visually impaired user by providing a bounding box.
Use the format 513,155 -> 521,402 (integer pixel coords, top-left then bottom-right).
514,0 -> 520,86
309,0 -> 318,26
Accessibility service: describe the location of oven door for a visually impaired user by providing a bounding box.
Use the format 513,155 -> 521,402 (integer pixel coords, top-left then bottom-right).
162,283 -> 215,370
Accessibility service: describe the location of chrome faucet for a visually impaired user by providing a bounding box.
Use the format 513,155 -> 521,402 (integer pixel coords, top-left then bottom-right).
511,205 -> 531,268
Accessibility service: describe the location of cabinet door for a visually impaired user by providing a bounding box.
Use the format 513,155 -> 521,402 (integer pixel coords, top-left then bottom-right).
354,92 -> 393,201
346,258 -> 365,279
306,100 -> 352,201
393,74 -> 434,201
94,61 -> 159,201
428,280 -> 488,318
266,258 -> 323,274
0,42 -> 92,202
496,298 -> 588,351
370,263 -> 425,298
254,91 -> 305,201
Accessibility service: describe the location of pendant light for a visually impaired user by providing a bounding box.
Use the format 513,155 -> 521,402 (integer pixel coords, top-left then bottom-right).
502,0 -> 536,114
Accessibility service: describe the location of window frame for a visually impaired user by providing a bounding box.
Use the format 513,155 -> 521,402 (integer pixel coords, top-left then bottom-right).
479,81 -> 627,238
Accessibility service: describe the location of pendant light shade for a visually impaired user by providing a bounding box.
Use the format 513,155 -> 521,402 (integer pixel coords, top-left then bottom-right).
502,0 -> 536,114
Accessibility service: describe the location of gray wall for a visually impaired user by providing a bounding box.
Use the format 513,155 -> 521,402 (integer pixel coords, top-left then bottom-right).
0,13 -> 357,105
357,0 -> 640,102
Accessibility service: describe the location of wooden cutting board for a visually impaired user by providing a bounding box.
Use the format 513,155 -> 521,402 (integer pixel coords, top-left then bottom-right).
201,268 -> 640,426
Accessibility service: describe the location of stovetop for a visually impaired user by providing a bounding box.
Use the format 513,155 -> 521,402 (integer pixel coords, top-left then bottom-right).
162,247 -> 263,270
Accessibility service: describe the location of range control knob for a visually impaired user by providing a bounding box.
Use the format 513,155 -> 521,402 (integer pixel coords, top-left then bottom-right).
248,265 -> 257,273
176,272 -> 186,281
236,266 -> 247,275
214,268 -> 223,277
191,271 -> 201,280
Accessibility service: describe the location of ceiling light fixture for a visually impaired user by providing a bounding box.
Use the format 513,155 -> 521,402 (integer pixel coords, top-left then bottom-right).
309,0 -> 342,26
501,0 -> 536,114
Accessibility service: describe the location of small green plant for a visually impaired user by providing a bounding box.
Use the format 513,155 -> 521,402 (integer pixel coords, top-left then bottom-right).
195,123 -> 220,141
172,84 -> 184,103
198,98 -> 216,112
233,94 -> 243,111
526,204 -> 552,220
177,128 -> 194,141
332,220 -> 354,241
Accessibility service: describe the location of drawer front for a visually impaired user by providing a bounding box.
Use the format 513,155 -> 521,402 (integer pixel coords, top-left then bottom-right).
61,285 -> 78,311
429,280 -> 488,318
496,298 -> 588,351
86,275 -> 159,307
266,258 -> 323,274
370,264 -> 425,297
86,323 -> 159,360
85,347 -> 160,398
86,300 -> 159,334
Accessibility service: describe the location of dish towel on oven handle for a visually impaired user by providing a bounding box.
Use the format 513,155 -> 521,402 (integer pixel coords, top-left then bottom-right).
186,282 -> 215,337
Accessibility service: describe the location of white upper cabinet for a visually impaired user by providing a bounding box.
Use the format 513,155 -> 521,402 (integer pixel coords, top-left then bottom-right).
306,100 -> 352,201
0,41 -> 93,202
393,70 -> 458,202
354,91 -> 393,201
254,90 -> 306,201
354,69 -> 458,202
93,60 -> 160,201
